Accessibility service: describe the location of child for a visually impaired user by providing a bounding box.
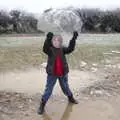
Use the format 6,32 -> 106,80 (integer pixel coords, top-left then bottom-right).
38,31 -> 79,114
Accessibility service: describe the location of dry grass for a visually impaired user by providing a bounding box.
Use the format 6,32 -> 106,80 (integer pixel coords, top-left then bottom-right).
68,43 -> 120,69
0,46 -> 46,72
0,34 -> 120,72
0,43 -> 120,72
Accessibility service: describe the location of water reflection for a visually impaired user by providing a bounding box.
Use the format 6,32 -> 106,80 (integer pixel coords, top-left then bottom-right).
42,103 -> 74,120
43,112 -> 52,120
60,103 -> 73,120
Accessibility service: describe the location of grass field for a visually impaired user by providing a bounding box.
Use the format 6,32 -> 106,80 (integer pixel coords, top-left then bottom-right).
0,34 -> 120,72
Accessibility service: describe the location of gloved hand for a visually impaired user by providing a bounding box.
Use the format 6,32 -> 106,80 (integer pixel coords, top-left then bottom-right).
73,31 -> 78,39
47,32 -> 54,40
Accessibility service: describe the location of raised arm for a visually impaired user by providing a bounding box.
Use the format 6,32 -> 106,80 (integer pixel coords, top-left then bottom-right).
63,31 -> 78,54
43,32 -> 54,55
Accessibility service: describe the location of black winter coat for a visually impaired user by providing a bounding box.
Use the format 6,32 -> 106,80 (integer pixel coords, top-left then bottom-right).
43,36 -> 77,75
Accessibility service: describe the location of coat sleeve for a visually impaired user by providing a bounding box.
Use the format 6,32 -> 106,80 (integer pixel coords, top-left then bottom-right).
63,37 -> 76,54
43,38 -> 52,55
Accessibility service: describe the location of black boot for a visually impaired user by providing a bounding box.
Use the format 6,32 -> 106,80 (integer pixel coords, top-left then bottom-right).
37,99 -> 46,115
68,95 -> 78,104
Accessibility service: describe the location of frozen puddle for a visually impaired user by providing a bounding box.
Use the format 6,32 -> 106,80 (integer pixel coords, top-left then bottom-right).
0,69 -> 102,95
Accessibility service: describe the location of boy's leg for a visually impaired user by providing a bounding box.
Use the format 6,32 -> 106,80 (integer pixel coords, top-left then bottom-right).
58,74 -> 73,97
42,75 -> 57,102
38,75 -> 57,114
58,74 -> 78,104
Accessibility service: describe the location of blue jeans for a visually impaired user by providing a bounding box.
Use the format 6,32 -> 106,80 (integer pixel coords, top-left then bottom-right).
42,74 -> 73,102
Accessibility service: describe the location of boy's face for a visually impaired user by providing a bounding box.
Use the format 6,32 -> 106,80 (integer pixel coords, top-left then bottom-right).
52,36 -> 63,48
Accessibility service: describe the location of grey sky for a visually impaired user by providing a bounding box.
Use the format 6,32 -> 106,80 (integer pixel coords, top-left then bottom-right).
0,0 -> 120,13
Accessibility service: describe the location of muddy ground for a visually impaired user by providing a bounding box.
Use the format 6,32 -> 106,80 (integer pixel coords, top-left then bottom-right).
0,68 -> 120,120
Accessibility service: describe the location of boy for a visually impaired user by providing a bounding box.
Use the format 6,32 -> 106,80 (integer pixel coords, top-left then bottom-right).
38,31 -> 79,114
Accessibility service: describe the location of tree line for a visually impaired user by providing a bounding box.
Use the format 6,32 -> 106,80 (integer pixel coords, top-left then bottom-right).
0,9 -> 44,34
75,8 -> 120,33
1,8 -> 120,34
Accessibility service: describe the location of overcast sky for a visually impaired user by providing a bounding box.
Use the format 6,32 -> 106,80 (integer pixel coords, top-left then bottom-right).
0,0 -> 120,13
